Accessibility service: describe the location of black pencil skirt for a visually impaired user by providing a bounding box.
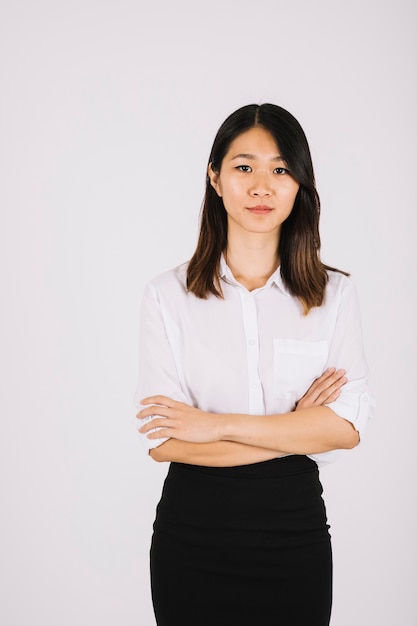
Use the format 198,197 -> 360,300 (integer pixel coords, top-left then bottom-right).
150,455 -> 332,626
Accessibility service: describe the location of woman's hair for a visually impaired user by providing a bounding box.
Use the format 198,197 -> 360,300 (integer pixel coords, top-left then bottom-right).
186,103 -> 346,314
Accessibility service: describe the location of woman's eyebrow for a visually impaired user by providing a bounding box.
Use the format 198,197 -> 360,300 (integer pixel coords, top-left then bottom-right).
230,153 -> 285,161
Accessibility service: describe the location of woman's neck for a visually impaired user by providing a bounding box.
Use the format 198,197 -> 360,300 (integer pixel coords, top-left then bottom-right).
225,235 -> 280,291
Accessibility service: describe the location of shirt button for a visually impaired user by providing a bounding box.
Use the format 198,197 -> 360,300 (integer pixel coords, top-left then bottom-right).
248,339 -> 256,345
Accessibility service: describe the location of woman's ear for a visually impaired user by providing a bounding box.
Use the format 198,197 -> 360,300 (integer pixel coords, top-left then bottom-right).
208,163 -> 222,197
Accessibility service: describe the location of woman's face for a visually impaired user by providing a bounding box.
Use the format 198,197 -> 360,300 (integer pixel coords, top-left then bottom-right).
208,126 -> 300,241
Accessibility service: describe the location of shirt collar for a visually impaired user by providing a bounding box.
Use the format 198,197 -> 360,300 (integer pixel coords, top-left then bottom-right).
219,253 -> 291,296
219,254 -> 233,282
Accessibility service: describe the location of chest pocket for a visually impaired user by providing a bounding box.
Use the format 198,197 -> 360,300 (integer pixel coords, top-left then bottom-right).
273,338 -> 328,406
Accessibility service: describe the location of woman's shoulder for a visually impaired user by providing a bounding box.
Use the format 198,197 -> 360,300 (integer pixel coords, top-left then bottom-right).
145,261 -> 189,295
325,268 -> 358,302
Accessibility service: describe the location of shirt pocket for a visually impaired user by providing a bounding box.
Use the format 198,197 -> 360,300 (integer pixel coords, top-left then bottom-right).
273,338 -> 328,409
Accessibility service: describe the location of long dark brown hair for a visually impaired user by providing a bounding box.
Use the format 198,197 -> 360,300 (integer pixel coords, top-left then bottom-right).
186,103 -> 346,313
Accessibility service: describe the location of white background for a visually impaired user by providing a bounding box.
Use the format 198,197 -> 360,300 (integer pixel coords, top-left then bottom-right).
1,0 -> 416,624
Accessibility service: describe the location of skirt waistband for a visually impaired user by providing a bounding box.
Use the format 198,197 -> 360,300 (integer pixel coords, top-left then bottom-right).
171,454 -> 317,479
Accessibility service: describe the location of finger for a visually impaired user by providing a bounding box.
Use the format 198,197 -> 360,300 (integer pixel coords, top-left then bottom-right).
307,369 -> 346,397
141,395 -> 177,407
323,389 -> 342,404
300,369 -> 338,400
316,368 -> 345,387
136,407 -> 159,420
145,428 -> 175,440
318,367 -> 336,381
310,367 -> 337,386
299,371 -> 346,407
139,417 -> 171,433
136,406 -> 173,420
315,377 -> 347,403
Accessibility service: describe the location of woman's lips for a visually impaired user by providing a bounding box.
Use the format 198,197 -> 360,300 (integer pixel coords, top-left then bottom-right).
247,205 -> 273,214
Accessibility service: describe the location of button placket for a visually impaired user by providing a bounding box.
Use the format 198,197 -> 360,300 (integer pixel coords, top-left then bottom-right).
239,290 -> 264,414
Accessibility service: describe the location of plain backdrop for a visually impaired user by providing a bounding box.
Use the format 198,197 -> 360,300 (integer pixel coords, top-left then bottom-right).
1,0 -> 416,624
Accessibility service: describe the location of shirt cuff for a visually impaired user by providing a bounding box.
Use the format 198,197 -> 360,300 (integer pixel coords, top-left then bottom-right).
326,391 -> 375,437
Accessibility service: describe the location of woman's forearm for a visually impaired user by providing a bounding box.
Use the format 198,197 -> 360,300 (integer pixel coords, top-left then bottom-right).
149,439 -> 287,466
138,383 -> 359,455
218,406 -> 359,454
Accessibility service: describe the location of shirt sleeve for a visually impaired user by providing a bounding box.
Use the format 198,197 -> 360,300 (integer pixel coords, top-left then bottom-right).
309,277 -> 375,466
133,282 -> 190,452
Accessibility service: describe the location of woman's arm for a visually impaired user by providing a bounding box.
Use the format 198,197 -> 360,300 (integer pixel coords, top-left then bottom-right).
139,368 -> 350,460
149,439 -> 286,466
140,402 -> 358,456
217,406 -> 359,454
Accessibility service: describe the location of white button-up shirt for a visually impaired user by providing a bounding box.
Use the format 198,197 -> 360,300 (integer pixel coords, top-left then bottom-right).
135,257 -> 374,466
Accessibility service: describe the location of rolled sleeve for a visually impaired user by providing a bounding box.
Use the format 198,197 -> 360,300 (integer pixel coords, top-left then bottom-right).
326,278 -> 375,433
309,390 -> 375,466
134,282 -> 190,452
327,389 -> 375,439
310,277 -> 375,466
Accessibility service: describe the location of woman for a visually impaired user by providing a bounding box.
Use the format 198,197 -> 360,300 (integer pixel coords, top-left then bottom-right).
135,104 -> 373,625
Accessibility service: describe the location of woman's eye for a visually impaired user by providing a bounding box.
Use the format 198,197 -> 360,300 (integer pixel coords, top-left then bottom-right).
274,167 -> 289,175
236,165 -> 252,172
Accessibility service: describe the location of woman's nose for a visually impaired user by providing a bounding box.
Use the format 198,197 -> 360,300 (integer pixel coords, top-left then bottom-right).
249,173 -> 272,196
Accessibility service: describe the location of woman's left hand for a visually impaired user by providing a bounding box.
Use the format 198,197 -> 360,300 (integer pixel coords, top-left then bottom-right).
137,396 -> 221,443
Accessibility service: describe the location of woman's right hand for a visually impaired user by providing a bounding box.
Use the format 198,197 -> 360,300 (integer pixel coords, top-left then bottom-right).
295,368 -> 346,411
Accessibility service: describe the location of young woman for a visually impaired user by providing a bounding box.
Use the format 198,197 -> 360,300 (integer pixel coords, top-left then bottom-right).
135,104 -> 373,626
